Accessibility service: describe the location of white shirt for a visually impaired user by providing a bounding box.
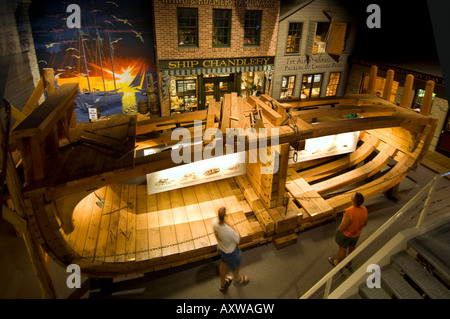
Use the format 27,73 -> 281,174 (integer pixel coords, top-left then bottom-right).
212,217 -> 240,254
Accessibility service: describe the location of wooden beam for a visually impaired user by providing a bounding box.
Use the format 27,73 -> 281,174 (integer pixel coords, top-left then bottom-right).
382,69 -> 394,101
368,65 -> 378,95
248,96 -> 284,126
136,110 -> 207,135
0,118 -> 57,299
12,77 -> 45,130
311,113 -> 434,138
420,80 -> 435,116
42,68 -> 55,96
400,74 -> 414,108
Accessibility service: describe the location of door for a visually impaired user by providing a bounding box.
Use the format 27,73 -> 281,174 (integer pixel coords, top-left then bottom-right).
202,75 -> 234,108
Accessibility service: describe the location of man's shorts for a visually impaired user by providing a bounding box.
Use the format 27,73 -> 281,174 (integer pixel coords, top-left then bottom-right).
218,246 -> 242,271
335,231 -> 359,249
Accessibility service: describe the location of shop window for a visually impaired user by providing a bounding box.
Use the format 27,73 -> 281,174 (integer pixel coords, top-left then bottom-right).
326,72 -> 341,97
244,10 -> 261,46
213,9 -> 231,47
240,71 -> 265,98
286,23 -> 302,53
301,74 -> 323,99
280,75 -> 296,99
177,8 -> 198,46
413,88 -> 436,110
313,22 -> 330,54
170,76 -> 197,113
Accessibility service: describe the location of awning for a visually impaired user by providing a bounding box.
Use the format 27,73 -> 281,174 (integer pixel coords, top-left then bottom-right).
161,64 -> 274,76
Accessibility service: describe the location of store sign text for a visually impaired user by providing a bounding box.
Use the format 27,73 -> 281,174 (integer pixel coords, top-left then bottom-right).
283,56 -> 346,72
161,57 -> 274,69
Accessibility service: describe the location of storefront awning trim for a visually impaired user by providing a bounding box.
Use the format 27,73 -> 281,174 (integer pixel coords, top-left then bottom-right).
162,64 -> 274,76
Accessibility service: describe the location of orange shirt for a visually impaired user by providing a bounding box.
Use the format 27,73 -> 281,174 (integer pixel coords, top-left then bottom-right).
342,205 -> 368,238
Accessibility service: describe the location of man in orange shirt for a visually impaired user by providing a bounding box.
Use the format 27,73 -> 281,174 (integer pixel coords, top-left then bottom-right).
328,192 -> 368,267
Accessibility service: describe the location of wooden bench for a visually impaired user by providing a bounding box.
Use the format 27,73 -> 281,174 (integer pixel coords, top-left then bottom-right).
285,177 -> 333,220
11,83 -> 78,184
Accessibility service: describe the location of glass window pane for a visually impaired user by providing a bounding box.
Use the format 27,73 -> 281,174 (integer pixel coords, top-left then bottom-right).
178,8 -> 198,46
244,10 -> 262,45
286,23 -> 302,53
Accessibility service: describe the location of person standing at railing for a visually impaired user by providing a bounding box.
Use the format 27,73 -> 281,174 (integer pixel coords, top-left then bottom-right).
328,192 -> 368,267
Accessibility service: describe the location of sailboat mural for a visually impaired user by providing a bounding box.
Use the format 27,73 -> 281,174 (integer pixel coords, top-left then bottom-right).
29,0 -> 157,122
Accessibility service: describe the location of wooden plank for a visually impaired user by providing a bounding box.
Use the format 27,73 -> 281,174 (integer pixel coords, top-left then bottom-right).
206,100 -> 216,130
125,184 -> 137,261
181,187 -> 211,250
72,192 -> 95,256
95,185 -> 114,263
13,77 -> 45,130
135,185 -> 149,261
216,180 -> 252,240
193,183 -> 218,246
169,189 -> 195,255
136,110 -> 207,134
221,94 -> 231,134
294,134 -> 379,183
104,184 -> 122,263
147,193 -> 162,260
247,96 -> 284,126
286,177 -> 333,219
66,192 -> 87,249
156,191 -> 179,257
82,186 -> 107,260
114,184 -> 130,262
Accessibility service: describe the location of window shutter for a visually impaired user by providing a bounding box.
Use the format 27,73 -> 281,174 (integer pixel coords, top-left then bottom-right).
327,22 -> 347,56
305,21 -> 317,60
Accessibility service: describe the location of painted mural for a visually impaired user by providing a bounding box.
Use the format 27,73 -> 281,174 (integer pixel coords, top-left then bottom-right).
29,0 -> 157,122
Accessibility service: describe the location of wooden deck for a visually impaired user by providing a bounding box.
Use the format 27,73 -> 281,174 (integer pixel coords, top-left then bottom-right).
61,178 -> 263,272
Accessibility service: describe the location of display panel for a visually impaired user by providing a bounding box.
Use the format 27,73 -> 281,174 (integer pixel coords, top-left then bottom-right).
146,152 -> 246,195
289,132 -> 360,163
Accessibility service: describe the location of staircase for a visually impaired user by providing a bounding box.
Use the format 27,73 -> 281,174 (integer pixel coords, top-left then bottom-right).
359,222 -> 450,299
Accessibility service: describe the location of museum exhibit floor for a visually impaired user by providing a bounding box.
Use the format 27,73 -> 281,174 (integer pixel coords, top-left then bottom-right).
1,164 -> 449,299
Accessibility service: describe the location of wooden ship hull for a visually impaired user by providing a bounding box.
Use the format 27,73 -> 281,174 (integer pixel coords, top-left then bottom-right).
1,66 -> 438,296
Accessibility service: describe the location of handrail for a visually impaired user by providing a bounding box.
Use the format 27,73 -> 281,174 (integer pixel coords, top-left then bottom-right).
300,171 -> 450,299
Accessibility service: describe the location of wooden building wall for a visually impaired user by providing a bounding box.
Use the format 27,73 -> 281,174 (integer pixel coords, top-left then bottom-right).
272,0 -> 358,100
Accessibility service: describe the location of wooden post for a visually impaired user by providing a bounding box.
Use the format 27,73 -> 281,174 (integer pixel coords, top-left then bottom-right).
420,80 -> 435,116
399,74 -> 414,108
382,69 -> 394,101
368,65 -> 378,95
42,68 -> 55,96
0,118 -> 57,299
275,143 -> 290,207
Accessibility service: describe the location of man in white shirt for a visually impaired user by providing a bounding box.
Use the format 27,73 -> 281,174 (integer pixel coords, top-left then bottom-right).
212,206 -> 249,292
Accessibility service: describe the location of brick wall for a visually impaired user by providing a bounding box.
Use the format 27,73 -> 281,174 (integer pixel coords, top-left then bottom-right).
153,0 -> 280,60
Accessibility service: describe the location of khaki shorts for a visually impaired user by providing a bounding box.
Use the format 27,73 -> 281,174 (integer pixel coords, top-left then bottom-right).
335,231 -> 359,249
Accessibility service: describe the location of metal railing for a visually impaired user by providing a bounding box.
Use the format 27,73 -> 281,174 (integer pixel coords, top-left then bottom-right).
300,171 -> 450,299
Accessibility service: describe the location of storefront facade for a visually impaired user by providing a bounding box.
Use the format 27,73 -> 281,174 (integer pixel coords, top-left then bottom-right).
152,0 -> 280,116
346,58 -> 449,156
272,0 -> 357,101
